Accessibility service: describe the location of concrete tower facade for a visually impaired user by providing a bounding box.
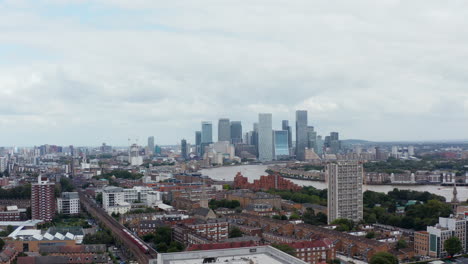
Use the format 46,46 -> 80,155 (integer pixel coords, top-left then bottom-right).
327,161 -> 363,224
258,113 -> 273,162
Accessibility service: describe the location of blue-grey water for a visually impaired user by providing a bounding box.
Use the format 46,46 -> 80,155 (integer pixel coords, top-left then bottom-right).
201,165 -> 463,201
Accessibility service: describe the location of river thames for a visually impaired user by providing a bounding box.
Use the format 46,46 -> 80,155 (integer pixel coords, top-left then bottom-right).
201,164 -> 466,201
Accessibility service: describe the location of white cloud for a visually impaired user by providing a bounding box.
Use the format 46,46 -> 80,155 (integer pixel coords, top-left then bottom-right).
0,0 -> 468,145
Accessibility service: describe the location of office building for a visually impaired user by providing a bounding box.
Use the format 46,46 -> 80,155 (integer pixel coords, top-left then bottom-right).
201,121 -> 213,143
327,161 -> 363,223
295,110 -> 308,161
57,192 -> 80,215
147,136 -> 155,155
31,176 -> 56,222
252,123 -> 259,157
195,131 -> 201,156
282,120 -> 292,154
128,144 -> 143,166
102,186 -> 131,215
316,135 -> 324,155
258,113 -> 273,162
274,130 -> 289,160
218,118 -> 231,142
408,145 -> 415,156
0,157 -> 7,173
329,132 -> 340,154
427,217 -> 468,258
201,122 -> 213,156
230,121 -> 243,144
181,139 -> 188,160
307,126 -> 317,151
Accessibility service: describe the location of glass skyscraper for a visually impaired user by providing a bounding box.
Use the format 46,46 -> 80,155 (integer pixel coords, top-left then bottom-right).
195,131 -> 201,156
230,121 -> 242,144
258,113 -> 273,162
201,121 -> 213,156
218,118 -> 231,142
181,139 -> 188,160
282,120 -> 292,153
295,110 -> 308,161
201,121 -> 213,143
274,130 -> 289,160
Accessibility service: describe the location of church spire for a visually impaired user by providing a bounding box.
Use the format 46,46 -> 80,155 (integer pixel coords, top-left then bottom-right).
452,182 -> 459,204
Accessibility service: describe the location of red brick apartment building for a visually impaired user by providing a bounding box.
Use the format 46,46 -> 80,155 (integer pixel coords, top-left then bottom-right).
234,173 -> 301,191
31,176 -> 56,222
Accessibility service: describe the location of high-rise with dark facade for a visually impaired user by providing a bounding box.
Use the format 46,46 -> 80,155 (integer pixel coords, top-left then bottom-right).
195,131 -> 201,156
306,126 -> 317,152
258,113 -> 273,162
282,120 -> 292,154
201,121 -> 213,156
181,139 -> 188,160
31,176 -> 56,222
218,118 -> 231,142
329,132 -> 340,154
252,123 -> 259,157
295,110 -> 308,161
230,121 -> 242,144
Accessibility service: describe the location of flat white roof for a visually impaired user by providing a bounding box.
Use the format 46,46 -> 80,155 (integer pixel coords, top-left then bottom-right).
158,204 -> 174,210
167,254 -> 286,264
155,246 -> 307,264
0,220 -> 43,227
10,229 -> 41,238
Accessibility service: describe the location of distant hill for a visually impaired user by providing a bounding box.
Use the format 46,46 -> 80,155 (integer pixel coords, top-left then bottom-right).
341,139 -> 373,145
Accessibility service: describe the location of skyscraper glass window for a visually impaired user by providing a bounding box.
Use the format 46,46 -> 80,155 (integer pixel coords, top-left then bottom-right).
274,130 -> 289,160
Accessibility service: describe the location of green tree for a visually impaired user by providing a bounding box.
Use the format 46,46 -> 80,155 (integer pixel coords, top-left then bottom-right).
83,230 -> 114,245
229,227 -> 243,238
95,193 -> 103,205
156,242 -> 168,253
271,243 -> 295,256
289,213 -> 300,220
444,236 -> 463,257
370,252 -> 398,264
396,239 -> 407,250
365,231 -> 375,239
331,218 -> 355,232
0,238 -> 4,250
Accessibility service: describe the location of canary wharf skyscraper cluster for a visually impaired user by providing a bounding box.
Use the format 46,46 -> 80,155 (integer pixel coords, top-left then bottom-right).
192,110 -> 341,162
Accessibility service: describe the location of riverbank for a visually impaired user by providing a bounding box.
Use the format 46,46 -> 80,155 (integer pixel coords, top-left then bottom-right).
200,164 -> 465,201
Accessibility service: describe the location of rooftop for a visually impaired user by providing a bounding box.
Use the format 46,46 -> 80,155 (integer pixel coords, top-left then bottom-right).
154,246 -> 307,264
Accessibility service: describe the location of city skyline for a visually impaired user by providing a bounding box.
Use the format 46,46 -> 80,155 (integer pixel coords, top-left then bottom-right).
1,1 -> 468,146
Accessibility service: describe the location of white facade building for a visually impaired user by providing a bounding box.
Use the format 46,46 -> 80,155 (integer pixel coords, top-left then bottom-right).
0,157 -> 7,173
427,217 -> 468,258
57,192 -> 80,215
102,186 -> 162,214
102,186 -> 131,215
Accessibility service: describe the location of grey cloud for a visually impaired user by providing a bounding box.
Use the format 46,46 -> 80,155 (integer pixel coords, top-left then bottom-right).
0,0 -> 468,145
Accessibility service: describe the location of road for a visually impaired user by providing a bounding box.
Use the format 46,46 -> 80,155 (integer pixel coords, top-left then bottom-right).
78,191 -> 158,264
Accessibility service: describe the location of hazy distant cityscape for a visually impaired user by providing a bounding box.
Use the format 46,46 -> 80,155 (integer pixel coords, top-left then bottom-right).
0,107 -> 467,264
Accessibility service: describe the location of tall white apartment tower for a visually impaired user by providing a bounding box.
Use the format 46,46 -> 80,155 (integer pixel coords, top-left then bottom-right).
258,113 -> 273,162
327,161 -> 363,224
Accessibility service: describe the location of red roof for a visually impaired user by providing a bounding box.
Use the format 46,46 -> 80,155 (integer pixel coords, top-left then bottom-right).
290,239 -> 333,249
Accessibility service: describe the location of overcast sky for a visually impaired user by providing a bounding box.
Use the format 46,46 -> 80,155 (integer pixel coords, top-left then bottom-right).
1,0 -> 468,146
